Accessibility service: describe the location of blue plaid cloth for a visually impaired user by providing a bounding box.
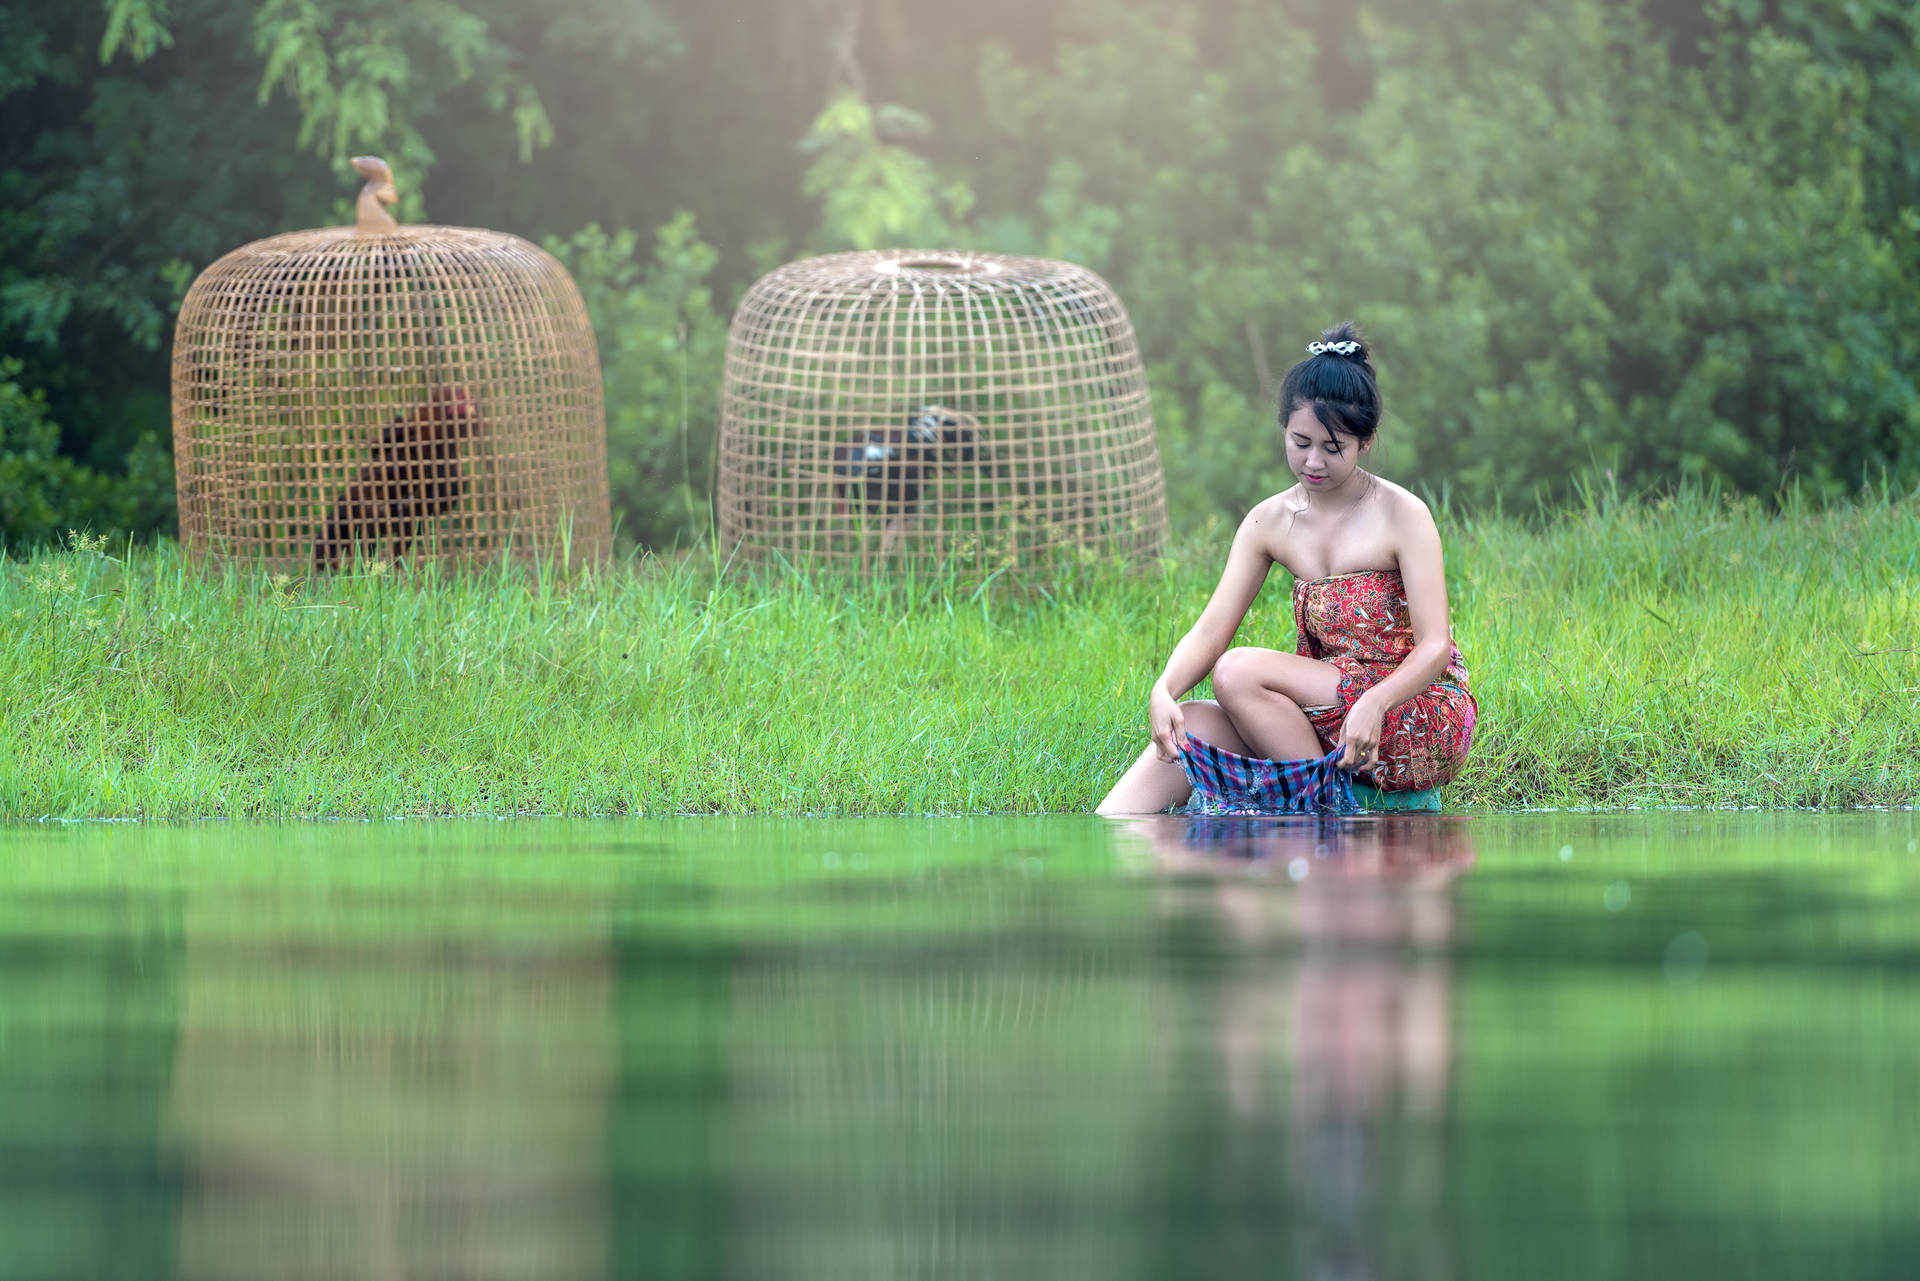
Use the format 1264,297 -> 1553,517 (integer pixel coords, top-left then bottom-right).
1178,734 -> 1360,816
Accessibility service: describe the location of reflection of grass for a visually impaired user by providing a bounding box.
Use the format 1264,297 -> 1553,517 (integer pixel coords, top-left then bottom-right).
1453,820 -> 1920,1279
2,488 -> 1916,817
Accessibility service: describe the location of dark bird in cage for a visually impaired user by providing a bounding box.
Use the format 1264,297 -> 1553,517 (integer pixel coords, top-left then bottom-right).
830,435 -> 922,512
312,385 -> 477,571
903,404 -> 981,466
829,405 -> 992,514
907,404 -> 1007,479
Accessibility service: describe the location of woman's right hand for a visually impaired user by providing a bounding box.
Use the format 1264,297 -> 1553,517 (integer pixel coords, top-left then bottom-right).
1149,687 -> 1186,762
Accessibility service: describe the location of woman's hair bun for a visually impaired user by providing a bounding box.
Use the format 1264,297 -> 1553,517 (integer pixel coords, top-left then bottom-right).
1281,319 -> 1382,442
1306,321 -> 1371,369
1322,320 -> 1364,353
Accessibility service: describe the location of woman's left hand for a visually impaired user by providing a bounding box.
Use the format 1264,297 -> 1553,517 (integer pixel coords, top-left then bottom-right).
1336,697 -> 1385,773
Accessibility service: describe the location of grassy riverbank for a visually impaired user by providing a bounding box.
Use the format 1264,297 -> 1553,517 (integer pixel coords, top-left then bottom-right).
3,488 -> 1916,819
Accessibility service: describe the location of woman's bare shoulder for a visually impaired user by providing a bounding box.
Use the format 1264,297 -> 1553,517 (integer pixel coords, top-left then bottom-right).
1372,476 -> 1439,530
1245,488 -> 1305,523
1238,489 -> 1305,553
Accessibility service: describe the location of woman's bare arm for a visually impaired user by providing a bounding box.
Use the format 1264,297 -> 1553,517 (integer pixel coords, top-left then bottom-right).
1145,502 -> 1279,759
1361,496 -> 1457,711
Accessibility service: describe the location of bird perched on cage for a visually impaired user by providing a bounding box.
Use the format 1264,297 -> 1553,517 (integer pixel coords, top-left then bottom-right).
829,405 -> 989,514
351,155 -> 400,233
192,162 -> 399,423
312,385 -> 476,571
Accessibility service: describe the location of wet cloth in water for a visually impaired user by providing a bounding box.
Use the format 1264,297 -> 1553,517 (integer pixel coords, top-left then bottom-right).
1294,568 -> 1478,792
1179,733 -> 1359,816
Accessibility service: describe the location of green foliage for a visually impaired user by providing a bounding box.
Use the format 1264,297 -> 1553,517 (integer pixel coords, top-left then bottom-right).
973,0 -> 1920,518
6,0 -> 1920,545
99,0 -> 175,63
0,360 -> 173,550
1333,6 -> 1916,503
0,369 -> 74,544
1711,0 -> 1920,235
4,0 -> 587,361
1,0 -> 692,548
548,217 -> 728,549
799,90 -> 973,251
251,0 -> 556,178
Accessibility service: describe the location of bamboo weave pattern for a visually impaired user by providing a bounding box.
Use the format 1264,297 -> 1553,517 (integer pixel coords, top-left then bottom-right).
172,223 -> 611,572
717,250 -> 1168,569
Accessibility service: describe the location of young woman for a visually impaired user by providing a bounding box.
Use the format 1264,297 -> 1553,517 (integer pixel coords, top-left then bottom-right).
1096,323 -> 1477,815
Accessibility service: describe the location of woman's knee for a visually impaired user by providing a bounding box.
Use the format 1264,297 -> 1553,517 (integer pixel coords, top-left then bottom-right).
1211,647 -> 1263,703
1214,647 -> 1301,712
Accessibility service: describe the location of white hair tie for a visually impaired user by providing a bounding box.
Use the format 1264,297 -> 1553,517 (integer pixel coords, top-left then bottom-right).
1306,340 -> 1361,357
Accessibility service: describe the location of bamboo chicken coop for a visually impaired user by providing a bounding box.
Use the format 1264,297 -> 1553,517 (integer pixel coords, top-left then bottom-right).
171,157 -> 611,572
715,250 -> 1169,570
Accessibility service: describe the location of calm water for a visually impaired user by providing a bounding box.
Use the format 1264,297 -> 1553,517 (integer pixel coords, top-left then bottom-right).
1,812 -> 1915,1280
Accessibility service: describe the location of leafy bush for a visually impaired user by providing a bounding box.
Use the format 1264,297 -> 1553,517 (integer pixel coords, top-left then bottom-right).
0,360 -> 173,550
799,91 -> 973,251
548,216 -> 728,549
971,0 -> 1920,517
7,0 -> 1920,542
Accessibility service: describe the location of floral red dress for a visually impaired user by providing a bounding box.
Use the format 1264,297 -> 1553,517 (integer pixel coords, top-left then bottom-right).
1293,568 -> 1477,792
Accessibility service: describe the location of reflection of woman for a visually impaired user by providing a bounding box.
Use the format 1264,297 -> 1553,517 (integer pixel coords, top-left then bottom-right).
1098,324 -> 1477,814
1125,816 -> 1474,1280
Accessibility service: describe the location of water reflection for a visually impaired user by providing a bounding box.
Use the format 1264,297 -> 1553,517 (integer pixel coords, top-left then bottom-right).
3,814 -> 1917,1280
164,885 -> 614,1280
0,885 -> 184,1281
721,852 -> 1152,1279
1116,815 -> 1475,1281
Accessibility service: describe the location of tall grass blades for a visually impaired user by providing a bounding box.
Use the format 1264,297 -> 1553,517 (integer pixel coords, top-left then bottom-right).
2,488 -> 1916,819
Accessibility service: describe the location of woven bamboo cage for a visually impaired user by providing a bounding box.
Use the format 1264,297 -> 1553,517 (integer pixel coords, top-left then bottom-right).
716,250 -> 1168,570
171,157 -> 611,573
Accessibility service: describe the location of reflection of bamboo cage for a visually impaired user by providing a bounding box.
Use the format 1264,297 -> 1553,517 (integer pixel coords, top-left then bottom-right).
716,250 -> 1169,570
170,157 -> 611,573
727,959 -> 1151,1279
166,895 -> 613,1280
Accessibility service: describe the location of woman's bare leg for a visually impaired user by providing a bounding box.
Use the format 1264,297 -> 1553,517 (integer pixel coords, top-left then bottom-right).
1095,700 -> 1250,815
1211,647 -> 1344,761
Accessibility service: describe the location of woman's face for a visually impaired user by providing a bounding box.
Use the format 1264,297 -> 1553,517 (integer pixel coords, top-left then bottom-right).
1283,404 -> 1370,495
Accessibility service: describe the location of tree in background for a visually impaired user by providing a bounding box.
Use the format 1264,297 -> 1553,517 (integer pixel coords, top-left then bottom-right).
1,0 -> 658,546
3,0 -> 1917,549
549,217 -> 727,550
961,0 -> 1919,514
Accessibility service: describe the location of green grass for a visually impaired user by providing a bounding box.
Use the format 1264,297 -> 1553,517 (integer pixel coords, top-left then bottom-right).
3,486 -> 1917,818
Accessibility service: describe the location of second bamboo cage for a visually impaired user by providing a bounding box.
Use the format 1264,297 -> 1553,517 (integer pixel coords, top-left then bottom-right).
716,250 -> 1169,570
